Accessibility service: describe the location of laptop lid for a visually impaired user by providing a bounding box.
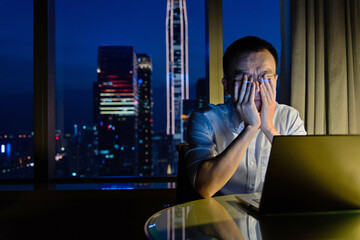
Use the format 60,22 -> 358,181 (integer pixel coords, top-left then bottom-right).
259,135 -> 360,214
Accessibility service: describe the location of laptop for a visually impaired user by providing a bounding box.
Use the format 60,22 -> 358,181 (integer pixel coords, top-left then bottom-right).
235,135 -> 360,215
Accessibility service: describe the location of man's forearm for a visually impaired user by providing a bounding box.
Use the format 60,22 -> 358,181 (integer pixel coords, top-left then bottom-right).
194,125 -> 259,198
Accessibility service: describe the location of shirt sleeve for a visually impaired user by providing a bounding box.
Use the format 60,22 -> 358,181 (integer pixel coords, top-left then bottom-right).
286,108 -> 307,135
185,111 -> 217,188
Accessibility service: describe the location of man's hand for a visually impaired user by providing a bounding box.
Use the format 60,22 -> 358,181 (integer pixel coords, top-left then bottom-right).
259,77 -> 279,142
233,74 -> 261,128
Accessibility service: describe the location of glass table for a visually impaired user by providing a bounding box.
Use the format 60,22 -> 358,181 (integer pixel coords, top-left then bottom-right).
145,194 -> 360,239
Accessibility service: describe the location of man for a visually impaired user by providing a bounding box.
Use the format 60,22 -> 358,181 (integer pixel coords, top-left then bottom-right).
185,36 -> 307,198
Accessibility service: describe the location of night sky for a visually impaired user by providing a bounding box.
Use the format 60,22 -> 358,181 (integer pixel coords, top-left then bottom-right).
0,0 -> 280,134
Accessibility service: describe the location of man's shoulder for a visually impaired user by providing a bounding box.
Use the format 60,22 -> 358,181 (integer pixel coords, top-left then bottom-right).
275,103 -> 300,115
274,103 -> 306,135
274,103 -> 303,126
192,102 -> 228,115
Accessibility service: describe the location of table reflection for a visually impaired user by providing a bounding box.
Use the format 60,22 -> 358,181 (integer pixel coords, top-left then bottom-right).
145,195 -> 360,240
185,198 -> 254,239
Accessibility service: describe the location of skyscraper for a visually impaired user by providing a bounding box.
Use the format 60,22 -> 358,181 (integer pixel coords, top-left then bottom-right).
136,54 -> 153,176
166,0 -> 189,145
94,46 -> 138,176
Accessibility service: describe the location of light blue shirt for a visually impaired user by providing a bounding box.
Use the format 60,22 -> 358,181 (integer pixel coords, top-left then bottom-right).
185,100 -> 307,195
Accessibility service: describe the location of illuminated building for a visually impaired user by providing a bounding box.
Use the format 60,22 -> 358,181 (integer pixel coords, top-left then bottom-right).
94,46 -> 138,175
166,0 -> 189,143
0,133 -> 33,178
55,126 -> 98,178
136,54 -> 153,176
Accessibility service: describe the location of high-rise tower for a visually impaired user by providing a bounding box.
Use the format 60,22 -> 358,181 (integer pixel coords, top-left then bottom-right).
94,46 -> 137,175
166,0 -> 189,144
136,54 -> 153,176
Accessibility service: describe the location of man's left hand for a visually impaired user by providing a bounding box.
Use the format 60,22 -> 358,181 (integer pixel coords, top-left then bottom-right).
259,78 -> 279,142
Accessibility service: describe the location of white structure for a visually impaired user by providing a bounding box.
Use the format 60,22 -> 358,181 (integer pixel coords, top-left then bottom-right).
166,0 -> 189,143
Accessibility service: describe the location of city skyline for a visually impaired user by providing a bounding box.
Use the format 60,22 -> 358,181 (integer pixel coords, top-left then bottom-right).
0,0 -> 280,134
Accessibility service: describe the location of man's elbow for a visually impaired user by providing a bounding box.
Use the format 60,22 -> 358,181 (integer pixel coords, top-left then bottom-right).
194,181 -> 216,199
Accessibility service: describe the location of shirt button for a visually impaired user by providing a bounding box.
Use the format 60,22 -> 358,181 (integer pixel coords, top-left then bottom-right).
250,161 -> 254,166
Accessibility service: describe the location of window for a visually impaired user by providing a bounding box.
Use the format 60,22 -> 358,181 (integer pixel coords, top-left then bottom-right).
0,0 -> 282,185
0,1 -> 33,179
223,0 -> 281,86
55,0 -> 205,178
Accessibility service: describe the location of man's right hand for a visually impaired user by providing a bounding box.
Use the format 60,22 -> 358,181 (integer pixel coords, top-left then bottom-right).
233,74 -> 261,128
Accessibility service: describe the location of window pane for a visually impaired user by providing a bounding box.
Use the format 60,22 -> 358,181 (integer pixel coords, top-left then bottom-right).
0,1 -> 34,179
223,0 -> 281,72
55,0 -> 205,178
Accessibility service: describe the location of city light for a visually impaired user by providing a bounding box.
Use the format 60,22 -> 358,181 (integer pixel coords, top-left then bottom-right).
106,75 -> 119,79
101,183 -> 135,190
148,223 -> 156,228
55,154 -> 63,161
1,144 -> 5,153
181,114 -> 189,119
100,150 -> 110,154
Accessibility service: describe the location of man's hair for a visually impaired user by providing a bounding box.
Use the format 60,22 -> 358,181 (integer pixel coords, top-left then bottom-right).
223,36 -> 278,78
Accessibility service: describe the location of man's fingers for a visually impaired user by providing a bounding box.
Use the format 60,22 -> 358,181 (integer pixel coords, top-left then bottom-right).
260,83 -> 269,104
247,82 -> 255,103
239,74 -> 248,103
263,78 -> 276,100
234,80 -> 240,103
244,77 -> 253,102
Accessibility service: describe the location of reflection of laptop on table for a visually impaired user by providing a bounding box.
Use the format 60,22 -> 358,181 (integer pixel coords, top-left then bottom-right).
236,135 -> 360,215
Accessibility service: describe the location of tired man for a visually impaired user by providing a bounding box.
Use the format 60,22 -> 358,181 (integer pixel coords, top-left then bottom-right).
186,36 -> 307,198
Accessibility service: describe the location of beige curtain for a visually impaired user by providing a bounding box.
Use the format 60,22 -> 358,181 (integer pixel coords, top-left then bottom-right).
280,0 -> 360,134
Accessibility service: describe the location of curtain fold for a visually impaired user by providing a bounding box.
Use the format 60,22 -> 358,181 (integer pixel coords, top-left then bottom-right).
280,0 -> 360,134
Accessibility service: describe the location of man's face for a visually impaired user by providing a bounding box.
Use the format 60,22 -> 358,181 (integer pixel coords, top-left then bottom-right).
223,49 -> 277,111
